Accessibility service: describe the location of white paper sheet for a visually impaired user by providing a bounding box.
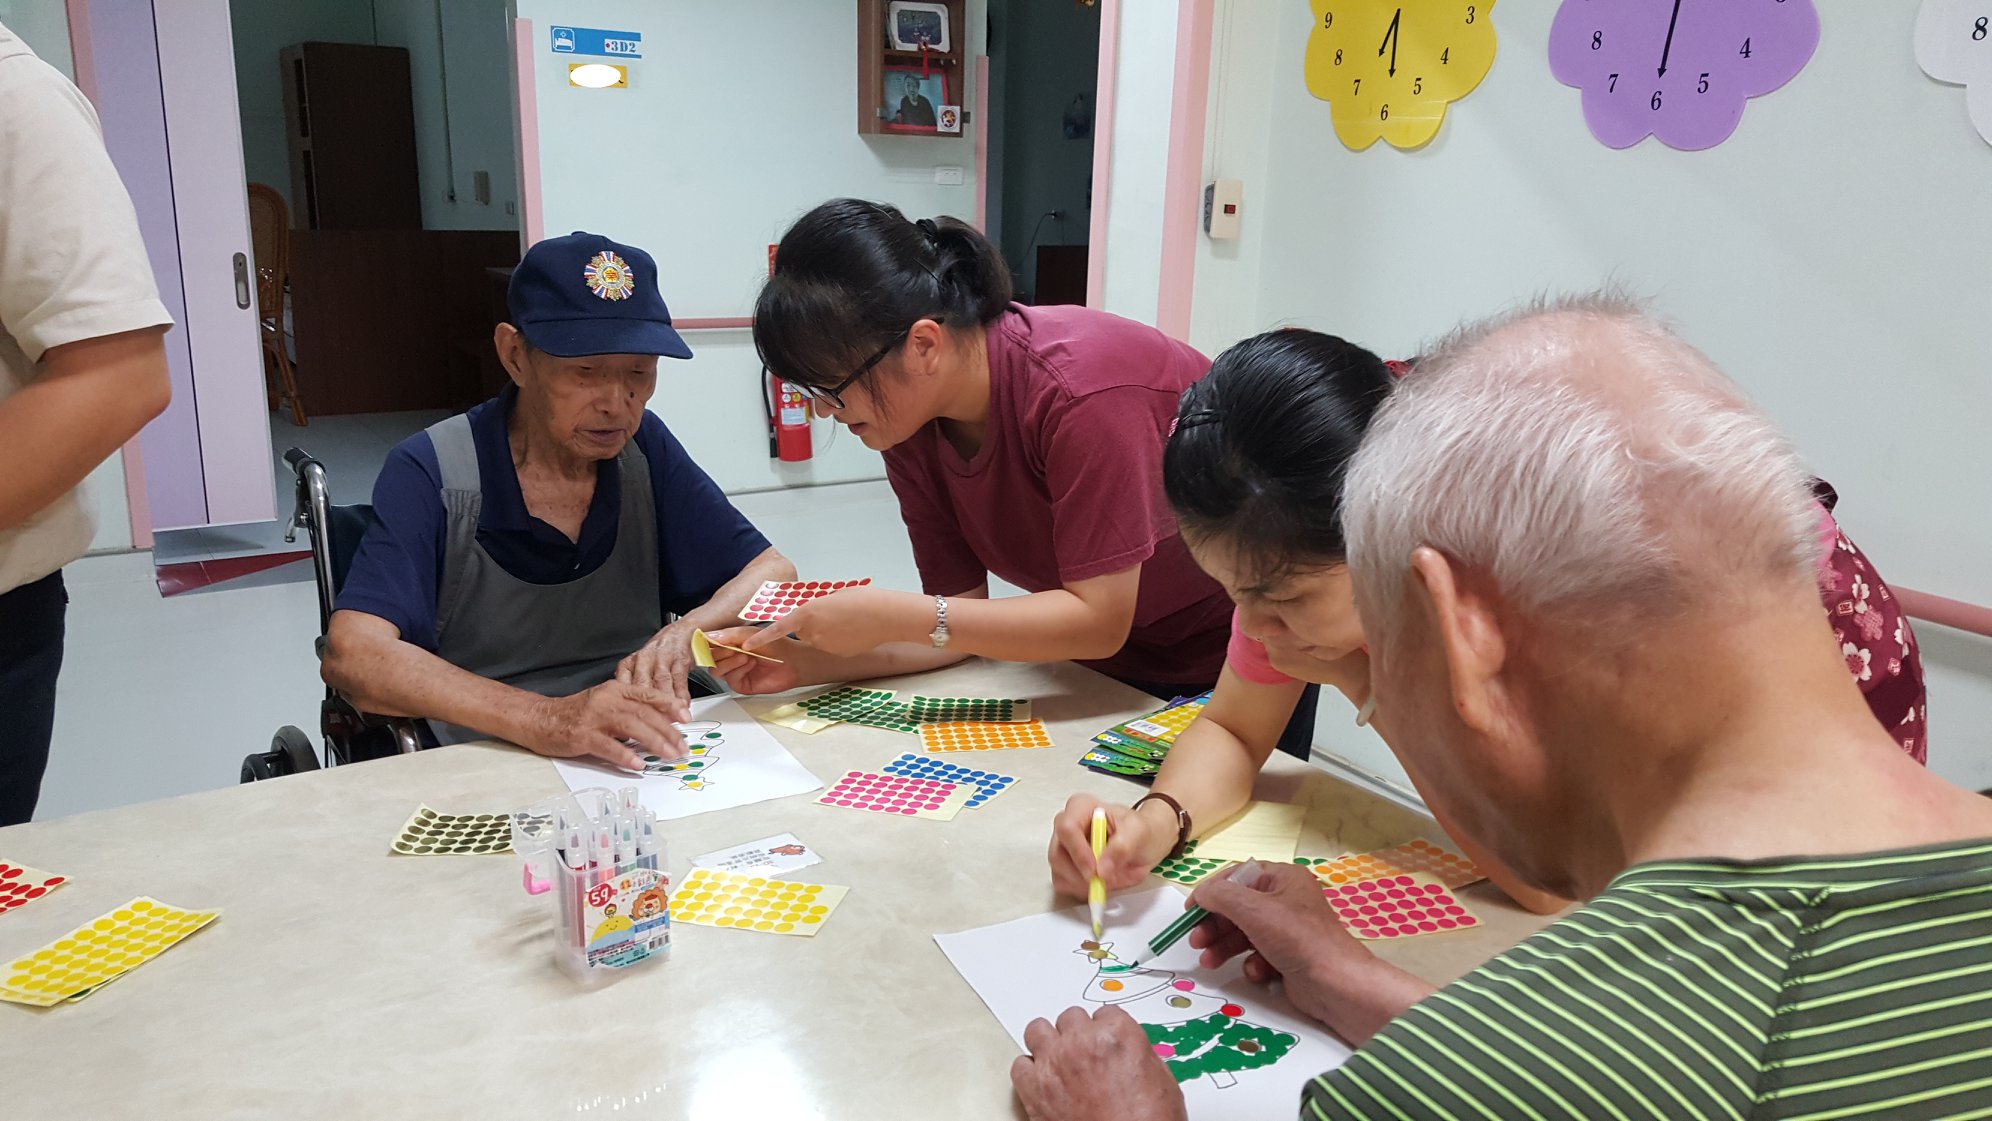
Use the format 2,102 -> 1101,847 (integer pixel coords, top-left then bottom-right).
935,888 -> 1350,1118
551,695 -> 822,820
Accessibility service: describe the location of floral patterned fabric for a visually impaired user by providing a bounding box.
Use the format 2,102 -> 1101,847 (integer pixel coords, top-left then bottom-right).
1816,498 -> 1926,764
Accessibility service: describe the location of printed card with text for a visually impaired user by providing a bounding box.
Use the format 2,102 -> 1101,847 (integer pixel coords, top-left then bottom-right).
691,833 -> 822,877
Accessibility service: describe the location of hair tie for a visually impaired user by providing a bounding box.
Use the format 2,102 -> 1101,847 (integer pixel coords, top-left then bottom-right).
1168,409 -> 1222,437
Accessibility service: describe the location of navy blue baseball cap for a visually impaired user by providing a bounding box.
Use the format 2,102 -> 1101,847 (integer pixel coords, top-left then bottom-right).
507,231 -> 693,359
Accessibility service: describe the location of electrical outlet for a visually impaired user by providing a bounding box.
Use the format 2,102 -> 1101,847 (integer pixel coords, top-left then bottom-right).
473,170 -> 491,205
934,165 -> 965,187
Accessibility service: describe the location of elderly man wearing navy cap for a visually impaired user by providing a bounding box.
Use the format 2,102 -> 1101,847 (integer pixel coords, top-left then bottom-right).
323,232 -> 794,766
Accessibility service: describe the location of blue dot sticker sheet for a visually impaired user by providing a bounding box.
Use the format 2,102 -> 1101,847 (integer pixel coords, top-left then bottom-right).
880,753 -> 1017,809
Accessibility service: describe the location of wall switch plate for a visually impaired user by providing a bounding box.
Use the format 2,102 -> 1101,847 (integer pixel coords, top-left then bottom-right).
473,170 -> 491,205
1203,178 -> 1243,240
935,165 -> 965,186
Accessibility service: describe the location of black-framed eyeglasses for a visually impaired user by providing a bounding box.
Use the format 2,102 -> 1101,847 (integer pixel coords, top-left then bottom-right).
789,318 -> 940,411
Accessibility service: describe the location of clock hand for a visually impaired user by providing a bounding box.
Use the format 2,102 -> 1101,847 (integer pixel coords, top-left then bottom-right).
1658,0 -> 1682,77
1378,7 -> 1401,77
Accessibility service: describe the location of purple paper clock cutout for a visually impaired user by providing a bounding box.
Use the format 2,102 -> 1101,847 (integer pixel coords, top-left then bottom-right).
1549,0 -> 1820,150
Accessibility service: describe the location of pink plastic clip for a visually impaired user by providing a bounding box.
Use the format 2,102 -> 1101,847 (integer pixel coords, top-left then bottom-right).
523,862 -> 551,895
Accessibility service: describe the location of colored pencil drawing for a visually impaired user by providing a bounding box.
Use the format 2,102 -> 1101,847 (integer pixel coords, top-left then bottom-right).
1075,941 -> 1297,1089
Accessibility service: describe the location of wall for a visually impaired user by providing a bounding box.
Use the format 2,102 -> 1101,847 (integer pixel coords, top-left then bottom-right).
515,0 -> 984,493
1199,2 -> 1992,792
1097,0 -> 1180,324
372,0 -> 518,230
230,0 -> 376,208
990,0 -> 1097,298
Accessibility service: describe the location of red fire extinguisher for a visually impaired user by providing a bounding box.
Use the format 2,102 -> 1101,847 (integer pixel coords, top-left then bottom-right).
765,371 -> 812,462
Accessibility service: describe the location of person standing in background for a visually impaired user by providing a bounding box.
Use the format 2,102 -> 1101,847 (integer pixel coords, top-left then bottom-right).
0,22 -> 174,824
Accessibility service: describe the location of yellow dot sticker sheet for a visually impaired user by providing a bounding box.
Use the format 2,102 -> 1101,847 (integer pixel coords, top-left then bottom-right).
1301,839 -> 1485,890
1,897 -> 220,1007
919,718 -> 1054,753
667,870 -> 848,937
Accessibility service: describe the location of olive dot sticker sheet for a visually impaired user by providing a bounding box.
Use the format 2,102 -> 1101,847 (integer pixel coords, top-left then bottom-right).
1,898 -> 221,1007
667,869 -> 848,937
905,696 -> 1034,724
390,805 -> 514,855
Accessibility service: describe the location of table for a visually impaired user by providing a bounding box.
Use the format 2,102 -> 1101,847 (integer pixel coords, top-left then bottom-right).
0,660 -> 1557,1118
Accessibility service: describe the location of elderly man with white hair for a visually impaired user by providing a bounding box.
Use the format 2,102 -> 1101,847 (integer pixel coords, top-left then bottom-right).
1008,294 -> 1992,1120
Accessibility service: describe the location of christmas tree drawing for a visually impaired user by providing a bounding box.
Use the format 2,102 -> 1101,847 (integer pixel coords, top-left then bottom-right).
642,722 -> 727,790
1074,940 -> 1298,1088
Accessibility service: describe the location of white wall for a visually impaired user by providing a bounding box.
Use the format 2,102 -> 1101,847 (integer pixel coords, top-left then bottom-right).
516,0 -> 984,493
1098,0 -> 1181,324
373,0 -> 519,230
1198,2 -> 1992,792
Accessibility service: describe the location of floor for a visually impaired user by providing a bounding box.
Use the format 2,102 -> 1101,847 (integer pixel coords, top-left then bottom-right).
39,478 -> 935,821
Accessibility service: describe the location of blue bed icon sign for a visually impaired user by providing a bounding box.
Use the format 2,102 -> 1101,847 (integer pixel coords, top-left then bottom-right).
549,26 -> 642,59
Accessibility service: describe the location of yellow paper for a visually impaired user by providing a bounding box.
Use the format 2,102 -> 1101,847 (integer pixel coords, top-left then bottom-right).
0,897 -> 220,1007
759,703 -> 841,734
668,870 -> 848,937
1195,800 -> 1306,863
692,628 -> 782,667
1303,0 -> 1498,151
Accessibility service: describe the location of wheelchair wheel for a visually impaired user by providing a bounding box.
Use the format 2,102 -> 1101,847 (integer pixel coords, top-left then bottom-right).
273,725 -> 322,773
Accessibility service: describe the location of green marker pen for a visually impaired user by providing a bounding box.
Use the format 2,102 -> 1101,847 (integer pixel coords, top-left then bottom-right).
1105,859 -> 1268,973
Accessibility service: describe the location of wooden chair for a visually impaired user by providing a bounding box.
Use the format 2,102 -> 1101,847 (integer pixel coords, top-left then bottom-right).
246,183 -> 306,426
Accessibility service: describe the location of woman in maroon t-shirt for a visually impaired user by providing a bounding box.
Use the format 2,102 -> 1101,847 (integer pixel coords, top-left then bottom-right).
709,198 -> 1251,712
1047,328 -> 1927,913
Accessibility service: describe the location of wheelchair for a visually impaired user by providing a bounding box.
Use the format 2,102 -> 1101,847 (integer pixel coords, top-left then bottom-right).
240,447 -> 422,782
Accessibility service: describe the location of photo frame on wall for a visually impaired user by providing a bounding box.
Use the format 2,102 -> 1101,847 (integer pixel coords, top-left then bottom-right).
882,66 -> 950,133
887,2 -> 951,52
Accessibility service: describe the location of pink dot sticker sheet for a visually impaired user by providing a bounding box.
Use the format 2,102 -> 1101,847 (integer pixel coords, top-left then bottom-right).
1322,873 -> 1480,940
739,579 -> 873,623
0,860 -> 67,916
815,770 -> 974,821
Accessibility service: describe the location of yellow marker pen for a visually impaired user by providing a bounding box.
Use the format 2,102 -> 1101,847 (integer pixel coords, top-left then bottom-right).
1089,806 -> 1109,939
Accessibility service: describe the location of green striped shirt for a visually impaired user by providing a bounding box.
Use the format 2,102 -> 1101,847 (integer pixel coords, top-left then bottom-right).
1304,839 -> 1992,1119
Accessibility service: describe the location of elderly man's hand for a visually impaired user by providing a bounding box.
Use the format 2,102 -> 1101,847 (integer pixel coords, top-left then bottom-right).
529,680 -> 687,769
740,586 -> 927,659
617,622 -> 698,721
1011,1005 -> 1187,1121
704,626 -> 804,695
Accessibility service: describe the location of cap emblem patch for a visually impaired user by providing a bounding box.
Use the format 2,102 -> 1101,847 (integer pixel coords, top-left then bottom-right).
583,251 -> 636,301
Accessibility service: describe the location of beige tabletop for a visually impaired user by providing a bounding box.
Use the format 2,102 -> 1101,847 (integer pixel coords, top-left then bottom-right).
0,660 -> 1555,1118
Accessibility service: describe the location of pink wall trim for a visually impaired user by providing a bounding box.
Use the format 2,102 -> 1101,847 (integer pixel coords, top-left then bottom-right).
973,55 -> 990,231
512,19 -> 546,251
1895,586 -> 1992,640
1085,0 -> 1121,309
119,436 -> 152,548
675,317 -> 754,331
64,0 -> 94,97
1155,0 -> 1214,340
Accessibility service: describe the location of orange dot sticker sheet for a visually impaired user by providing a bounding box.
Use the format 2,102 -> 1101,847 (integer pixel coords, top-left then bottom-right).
1,897 -> 220,1007
919,718 -> 1054,753
667,870 -> 848,937
0,859 -> 68,917
1300,839 -> 1484,890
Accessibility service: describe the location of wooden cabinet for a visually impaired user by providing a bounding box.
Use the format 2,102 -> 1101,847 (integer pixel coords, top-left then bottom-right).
857,0 -> 968,137
280,42 -> 421,230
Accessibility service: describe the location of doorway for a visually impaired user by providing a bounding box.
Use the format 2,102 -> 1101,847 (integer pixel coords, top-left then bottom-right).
984,0 -> 1101,307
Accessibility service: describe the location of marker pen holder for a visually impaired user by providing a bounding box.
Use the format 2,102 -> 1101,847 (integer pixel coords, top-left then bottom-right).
512,787 -> 670,980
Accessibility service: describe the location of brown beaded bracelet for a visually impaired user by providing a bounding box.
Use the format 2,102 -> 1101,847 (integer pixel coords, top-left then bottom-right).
1132,792 -> 1193,860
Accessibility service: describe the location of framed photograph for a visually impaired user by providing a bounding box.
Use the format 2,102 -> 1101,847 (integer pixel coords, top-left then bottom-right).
886,2 -> 951,53
882,66 -> 950,133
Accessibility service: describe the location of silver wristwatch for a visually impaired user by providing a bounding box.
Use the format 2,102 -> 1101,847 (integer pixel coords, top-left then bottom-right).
928,595 -> 951,648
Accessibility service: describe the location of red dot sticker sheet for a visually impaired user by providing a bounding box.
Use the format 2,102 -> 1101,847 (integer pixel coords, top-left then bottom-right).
1323,873 -> 1479,940
739,579 -> 873,623
816,770 -> 974,821
0,860 -> 67,916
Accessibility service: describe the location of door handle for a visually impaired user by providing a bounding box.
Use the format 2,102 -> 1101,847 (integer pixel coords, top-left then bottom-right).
233,252 -> 251,310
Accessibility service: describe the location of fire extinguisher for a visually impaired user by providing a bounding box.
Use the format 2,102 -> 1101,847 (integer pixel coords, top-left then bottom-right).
764,369 -> 812,462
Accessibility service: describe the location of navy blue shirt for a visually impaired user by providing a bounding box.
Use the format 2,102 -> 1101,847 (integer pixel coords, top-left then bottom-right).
336,388 -> 772,651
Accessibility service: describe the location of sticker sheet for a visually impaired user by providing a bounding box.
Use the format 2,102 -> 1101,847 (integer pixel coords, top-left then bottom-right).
844,700 -> 922,734
390,805 -> 513,855
691,833 -> 823,877
919,718 -> 1054,753
1151,841 -> 1232,887
690,628 -> 780,669
740,579 -> 873,622
880,753 -> 1016,808
796,687 -> 897,721
1299,840 -> 1484,890
1194,801 -> 1305,863
1120,697 -> 1207,744
553,695 -> 823,821
906,696 -> 1033,724
1,897 -> 220,1007
668,869 -> 847,936
1321,873 -> 1479,940
936,888 -> 1349,1117
816,770 -> 973,820
0,860 -> 67,916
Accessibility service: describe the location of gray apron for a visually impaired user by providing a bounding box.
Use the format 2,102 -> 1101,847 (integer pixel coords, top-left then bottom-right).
426,414 -> 661,744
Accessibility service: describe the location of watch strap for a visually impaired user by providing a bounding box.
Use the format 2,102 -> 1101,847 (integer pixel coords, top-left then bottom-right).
1133,792 -> 1192,860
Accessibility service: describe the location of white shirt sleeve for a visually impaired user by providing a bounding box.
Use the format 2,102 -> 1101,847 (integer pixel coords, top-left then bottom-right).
0,48 -> 173,365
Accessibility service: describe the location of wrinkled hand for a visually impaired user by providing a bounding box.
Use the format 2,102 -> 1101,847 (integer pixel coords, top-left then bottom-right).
1189,863 -> 1403,1037
616,623 -> 696,719
1048,794 -> 1175,899
528,680 -> 686,769
740,586 -> 924,659
705,626 -> 804,695
1011,1005 -> 1187,1121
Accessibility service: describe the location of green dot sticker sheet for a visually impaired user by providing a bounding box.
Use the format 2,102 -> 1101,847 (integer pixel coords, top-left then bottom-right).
1,897 -> 220,1007
390,805 -> 514,856
905,696 -> 1034,724
1152,841 -> 1232,886
842,700 -> 921,734
795,687 -> 898,721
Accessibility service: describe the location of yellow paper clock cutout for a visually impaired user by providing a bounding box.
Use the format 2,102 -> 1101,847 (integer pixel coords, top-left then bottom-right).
1305,0 -> 1498,150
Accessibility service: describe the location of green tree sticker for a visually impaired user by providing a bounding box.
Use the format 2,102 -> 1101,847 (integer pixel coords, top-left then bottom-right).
1143,1011 -> 1297,1086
